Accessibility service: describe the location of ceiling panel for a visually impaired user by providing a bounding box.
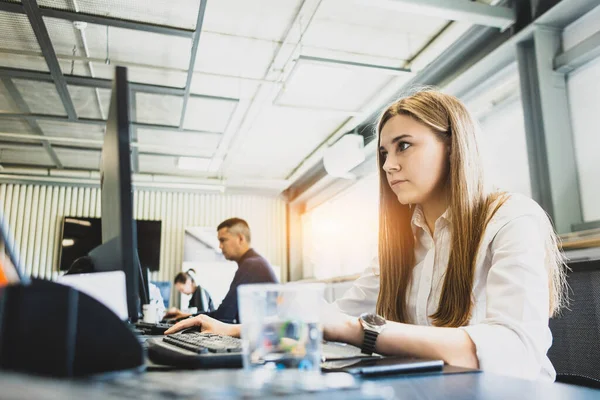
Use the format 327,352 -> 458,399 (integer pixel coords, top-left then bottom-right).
302,20 -> 418,61
68,85 -> 111,119
0,53 -> 50,72
0,0 -> 473,188
54,147 -> 101,169
195,32 -> 277,79
138,154 -> 177,175
276,61 -> 395,112
0,140 -> 41,150
0,119 -> 34,134
44,17 -> 193,71
202,0 -> 300,41
39,0 -> 202,30
13,79 -> 67,116
300,46 -> 408,69
301,0 -> 449,61
223,106 -> 345,179
137,129 -> 220,156
135,93 -> 183,126
84,63 -> 187,88
0,148 -> 54,166
138,153 -> 211,176
0,81 -> 19,113
183,97 -> 237,132
37,120 -> 105,141
43,16 -> 86,59
190,73 -> 261,100
0,11 -> 40,53
318,0 -> 448,35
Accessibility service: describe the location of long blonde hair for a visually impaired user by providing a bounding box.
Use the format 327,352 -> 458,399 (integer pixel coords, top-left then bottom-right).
375,89 -> 567,326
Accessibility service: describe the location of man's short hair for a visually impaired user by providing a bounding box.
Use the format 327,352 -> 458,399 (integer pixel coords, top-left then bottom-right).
217,218 -> 251,244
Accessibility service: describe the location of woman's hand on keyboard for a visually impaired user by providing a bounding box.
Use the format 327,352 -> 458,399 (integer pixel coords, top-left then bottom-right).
164,314 -> 241,337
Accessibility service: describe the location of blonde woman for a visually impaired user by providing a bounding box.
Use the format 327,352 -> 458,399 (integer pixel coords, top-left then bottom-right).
165,90 -> 567,381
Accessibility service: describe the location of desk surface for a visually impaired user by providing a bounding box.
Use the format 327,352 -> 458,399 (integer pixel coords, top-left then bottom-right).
1,368 -> 598,399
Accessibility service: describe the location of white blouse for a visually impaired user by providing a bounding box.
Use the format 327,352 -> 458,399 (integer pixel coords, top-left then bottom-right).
334,193 -> 556,380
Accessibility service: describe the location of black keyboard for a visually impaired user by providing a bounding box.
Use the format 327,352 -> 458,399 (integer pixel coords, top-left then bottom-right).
134,321 -> 173,335
147,332 -> 370,370
164,332 -> 243,354
147,332 -> 244,368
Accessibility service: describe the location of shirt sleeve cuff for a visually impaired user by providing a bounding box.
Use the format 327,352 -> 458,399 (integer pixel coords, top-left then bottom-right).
459,324 -> 543,380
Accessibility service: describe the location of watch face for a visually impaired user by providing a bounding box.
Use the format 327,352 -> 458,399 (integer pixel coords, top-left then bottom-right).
360,313 -> 386,329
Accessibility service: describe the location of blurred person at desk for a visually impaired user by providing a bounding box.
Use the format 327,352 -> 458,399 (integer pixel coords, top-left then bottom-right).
165,268 -> 215,317
165,89 -> 568,382
164,218 -> 278,323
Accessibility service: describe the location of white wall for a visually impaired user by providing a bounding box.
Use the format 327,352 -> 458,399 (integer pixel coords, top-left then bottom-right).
567,55 -> 600,222
478,100 -> 532,198
0,183 -> 288,305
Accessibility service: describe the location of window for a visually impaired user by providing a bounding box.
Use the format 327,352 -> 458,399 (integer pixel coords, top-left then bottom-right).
302,174 -> 379,279
567,56 -> 600,222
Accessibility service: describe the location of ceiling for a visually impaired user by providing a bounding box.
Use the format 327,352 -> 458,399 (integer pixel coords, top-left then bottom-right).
0,0 -> 513,193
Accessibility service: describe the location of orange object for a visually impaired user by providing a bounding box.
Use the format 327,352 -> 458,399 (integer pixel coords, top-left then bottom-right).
0,259 -> 8,286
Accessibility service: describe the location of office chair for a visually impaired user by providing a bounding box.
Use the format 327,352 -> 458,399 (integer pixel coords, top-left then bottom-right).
548,258 -> 600,389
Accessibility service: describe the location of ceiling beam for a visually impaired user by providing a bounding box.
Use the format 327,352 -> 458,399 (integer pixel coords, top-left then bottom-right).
360,0 -> 515,30
0,113 -> 223,137
0,1 -> 23,14
0,68 -> 243,105
554,30 -> 600,74
0,78 -> 63,168
22,0 -> 77,121
0,67 -> 243,103
178,0 -> 208,129
297,55 -> 412,75
0,133 -> 214,158
40,6 -> 195,39
0,1 -> 194,38
0,67 -> 186,96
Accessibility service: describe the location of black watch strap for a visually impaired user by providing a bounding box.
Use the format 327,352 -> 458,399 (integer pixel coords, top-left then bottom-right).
361,329 -> 379,355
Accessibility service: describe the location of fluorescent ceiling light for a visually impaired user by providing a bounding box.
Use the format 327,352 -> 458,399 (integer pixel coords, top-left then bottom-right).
177,157 -> 212,171
298,56 -> 412,76
62,239 -> 75,247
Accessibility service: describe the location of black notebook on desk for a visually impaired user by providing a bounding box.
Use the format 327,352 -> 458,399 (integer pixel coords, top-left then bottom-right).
322,356 -> 480,378
321,356 -> 444,375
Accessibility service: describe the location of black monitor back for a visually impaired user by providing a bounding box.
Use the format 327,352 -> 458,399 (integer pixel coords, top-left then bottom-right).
100,66 -> 147,322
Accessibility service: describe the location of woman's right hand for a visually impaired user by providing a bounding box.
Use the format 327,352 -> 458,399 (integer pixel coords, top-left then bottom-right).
164,314 -> 241,337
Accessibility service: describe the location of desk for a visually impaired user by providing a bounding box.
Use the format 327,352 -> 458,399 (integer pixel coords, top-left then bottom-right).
1,368 -> 598,399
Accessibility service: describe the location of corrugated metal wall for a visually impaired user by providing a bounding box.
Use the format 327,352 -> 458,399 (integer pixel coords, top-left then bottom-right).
0,183 -> 287,305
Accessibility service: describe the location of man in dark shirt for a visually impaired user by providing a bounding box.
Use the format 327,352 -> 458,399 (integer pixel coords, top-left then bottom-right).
167,218 -> 278,323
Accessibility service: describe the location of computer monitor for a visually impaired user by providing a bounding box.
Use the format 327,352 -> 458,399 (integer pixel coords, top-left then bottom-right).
0,212 -> 27,287
92,66 -> 148,322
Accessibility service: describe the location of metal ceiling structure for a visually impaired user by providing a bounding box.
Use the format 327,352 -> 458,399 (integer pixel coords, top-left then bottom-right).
0,0 -> 519,192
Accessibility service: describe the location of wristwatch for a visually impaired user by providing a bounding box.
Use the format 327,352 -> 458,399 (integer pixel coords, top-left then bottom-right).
359,312 -> 386,355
